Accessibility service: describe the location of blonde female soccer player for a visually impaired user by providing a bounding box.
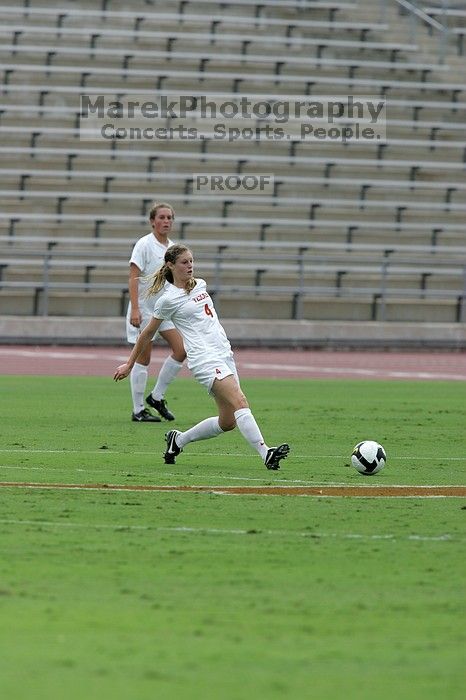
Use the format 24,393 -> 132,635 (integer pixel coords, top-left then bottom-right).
126,202 -> 186,422
114,244 -> 290,470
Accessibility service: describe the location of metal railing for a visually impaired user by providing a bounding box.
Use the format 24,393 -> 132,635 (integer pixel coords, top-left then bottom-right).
0,245 -> 465,322
382,0 -> 453,63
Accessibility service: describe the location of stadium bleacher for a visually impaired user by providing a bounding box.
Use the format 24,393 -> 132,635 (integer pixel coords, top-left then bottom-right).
0,0 -> 465,335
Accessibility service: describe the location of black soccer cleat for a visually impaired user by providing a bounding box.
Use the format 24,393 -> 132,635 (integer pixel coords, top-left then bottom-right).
164,430 -> 183,464
146,394 -> 175,421
132,408 -> 161,423
264,443 -> 290,470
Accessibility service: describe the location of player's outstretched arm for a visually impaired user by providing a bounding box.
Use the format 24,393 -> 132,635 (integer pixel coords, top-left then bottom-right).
113,317 -> 162,381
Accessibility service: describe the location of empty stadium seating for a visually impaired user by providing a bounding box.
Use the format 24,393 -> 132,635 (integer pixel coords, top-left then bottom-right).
0,0 -> 465,326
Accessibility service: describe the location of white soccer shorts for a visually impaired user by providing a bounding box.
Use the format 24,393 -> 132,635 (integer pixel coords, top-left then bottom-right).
126,311 -> 175,344
191,355 -> 240,393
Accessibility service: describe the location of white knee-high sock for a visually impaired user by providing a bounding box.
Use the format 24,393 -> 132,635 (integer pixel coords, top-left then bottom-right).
151,356 -> 183,400
234,408 -> 269,460
130,362 -> 148,413
177,417 -> 224,449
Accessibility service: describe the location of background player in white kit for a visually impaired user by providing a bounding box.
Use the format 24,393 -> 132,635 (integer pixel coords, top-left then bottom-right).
115,244 -> 290,470
126,203 -> 186,422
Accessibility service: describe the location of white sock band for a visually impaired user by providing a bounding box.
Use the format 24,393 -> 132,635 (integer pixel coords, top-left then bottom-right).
234,408 -> 268,460
152,355 -> 183,400
130,362 -> 148,413
177,417 -> 224,448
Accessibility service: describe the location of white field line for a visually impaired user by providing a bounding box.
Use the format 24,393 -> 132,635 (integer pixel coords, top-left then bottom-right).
0,348 -> 464,381
0,448 -> 464,462
0,464 -> 352,484
213,493 -> 452,499
0,466 -> 464,490
0,518 -> 460,542
0,483 -> 463,498
0,464 -> 344,484
0,348 -> 130,362
240,361 -> 466,381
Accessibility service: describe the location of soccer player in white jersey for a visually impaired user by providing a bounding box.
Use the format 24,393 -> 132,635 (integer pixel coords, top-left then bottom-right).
126,203 -> 186,422
115,244 -> 290,470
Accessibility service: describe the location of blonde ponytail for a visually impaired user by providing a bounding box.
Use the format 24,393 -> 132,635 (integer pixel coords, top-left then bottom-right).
146,262 -> 172,297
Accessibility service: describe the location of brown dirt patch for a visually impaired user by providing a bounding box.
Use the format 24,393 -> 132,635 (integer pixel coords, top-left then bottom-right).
0,483 -> 464,497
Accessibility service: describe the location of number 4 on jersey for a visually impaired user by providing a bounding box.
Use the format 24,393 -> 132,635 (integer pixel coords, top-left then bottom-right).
204,303 -> 213,318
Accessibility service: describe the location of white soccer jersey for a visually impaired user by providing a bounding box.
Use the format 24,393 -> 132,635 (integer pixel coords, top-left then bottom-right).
152,278 -> 231,369
128,232 -> 174,314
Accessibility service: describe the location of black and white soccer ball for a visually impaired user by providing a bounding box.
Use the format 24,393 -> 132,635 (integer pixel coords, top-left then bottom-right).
351,440 -> 386,476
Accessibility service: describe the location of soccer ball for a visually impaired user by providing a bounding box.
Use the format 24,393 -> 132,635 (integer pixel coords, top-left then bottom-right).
351,440 -> 386,476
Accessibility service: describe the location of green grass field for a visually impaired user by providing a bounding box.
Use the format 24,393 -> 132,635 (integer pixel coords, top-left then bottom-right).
0,375 -> 465,700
